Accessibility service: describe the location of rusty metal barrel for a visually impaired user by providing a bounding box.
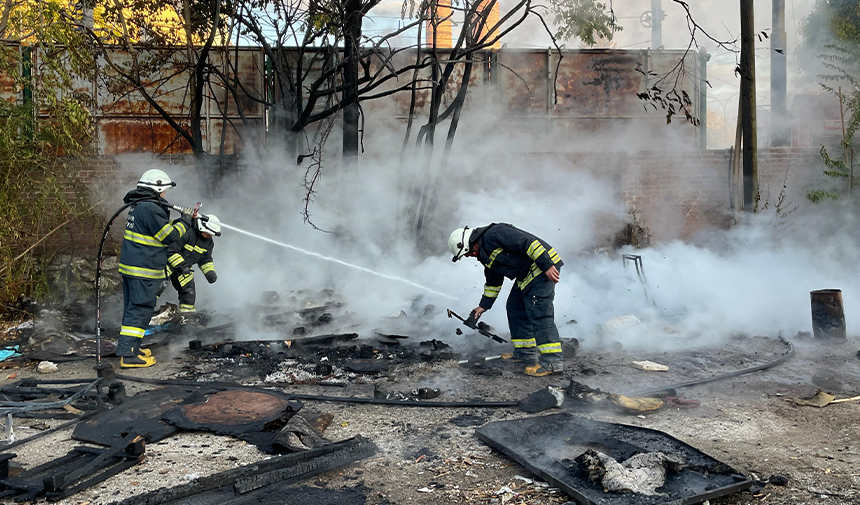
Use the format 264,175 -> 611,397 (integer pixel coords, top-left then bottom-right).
810,289 -> 846,340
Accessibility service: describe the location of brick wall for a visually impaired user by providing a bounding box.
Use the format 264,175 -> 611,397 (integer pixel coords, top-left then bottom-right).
550,148 -> 826,241
43,148 -> 827,256
37,156 -> 192,257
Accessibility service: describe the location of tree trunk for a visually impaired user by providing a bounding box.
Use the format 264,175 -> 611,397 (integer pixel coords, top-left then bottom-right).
422,56 -> 473,235
187,0 -> 221,197
342,0 -> 363,170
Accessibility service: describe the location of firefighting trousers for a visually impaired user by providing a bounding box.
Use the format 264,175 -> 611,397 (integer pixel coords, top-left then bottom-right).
156,271 -> 197,313
505,272 -> 563,365
118,276 -> 160,356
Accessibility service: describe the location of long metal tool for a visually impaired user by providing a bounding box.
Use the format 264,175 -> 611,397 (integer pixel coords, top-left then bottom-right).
447,309 -> 507,343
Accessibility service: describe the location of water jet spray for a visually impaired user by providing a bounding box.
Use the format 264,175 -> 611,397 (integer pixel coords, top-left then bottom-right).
219,222 -> 456,300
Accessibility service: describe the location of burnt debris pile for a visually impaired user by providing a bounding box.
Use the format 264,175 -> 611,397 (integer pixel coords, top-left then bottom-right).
170,290 -> 468,385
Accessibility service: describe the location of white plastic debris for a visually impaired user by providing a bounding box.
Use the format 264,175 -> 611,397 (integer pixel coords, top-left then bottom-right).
513,475 -> 533,484
417,487 -> 434,493
602,315 -> 649,334
495,486 -> 516,495
631,360 -> 669,372
183,473 -> 199,481
547,386 -> 565,407
5,321 -> 34,333
579,450 -> 685,495
37,361 -> 58,374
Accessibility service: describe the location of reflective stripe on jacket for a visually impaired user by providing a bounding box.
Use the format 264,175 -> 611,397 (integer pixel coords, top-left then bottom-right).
471,223 -> 563,310
166,221 -> 216,277
118,188 -> 186,280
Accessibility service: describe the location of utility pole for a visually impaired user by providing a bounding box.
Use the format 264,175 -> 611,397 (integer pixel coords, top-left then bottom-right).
81,0 -> 93,29
699,48 -> 711,149
771,0 -> 789,146
740,0 -> 758,210
651,0 -> 663,49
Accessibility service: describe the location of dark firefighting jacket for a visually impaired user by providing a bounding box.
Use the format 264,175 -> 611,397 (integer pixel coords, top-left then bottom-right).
470,223 -> 563,310
118,188 -> 187,280
165,221 -> 216,287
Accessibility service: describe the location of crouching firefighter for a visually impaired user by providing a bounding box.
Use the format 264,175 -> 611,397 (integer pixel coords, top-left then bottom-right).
158,214 -> 221,315
118,169 -> 194,368
449,223 -> 564,376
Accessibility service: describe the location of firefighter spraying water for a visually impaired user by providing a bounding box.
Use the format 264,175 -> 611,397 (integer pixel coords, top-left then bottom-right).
95,170 -> 454,371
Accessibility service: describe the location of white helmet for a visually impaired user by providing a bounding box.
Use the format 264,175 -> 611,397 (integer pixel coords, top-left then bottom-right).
137,169 -> 176,192
448,227 -> 473,262
197,214 -> 221,236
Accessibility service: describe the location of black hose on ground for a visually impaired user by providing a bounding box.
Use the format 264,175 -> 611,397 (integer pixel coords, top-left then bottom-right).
288,395 -> 518,408
624,337 -> 795,397
113,374 -> 518,407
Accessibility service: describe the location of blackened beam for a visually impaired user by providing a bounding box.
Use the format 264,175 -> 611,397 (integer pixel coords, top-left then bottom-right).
110,436 -> 377,505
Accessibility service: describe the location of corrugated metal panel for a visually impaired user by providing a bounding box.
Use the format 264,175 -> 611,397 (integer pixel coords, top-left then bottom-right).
92,47 -> 264,154
207,48 -> 265,118
95,49 -> 187,116
362,48 -> 488,117
4,44 -> 704,153
554,50 -> 645,116
498,50 -> 548,113
0,44 -> 20,103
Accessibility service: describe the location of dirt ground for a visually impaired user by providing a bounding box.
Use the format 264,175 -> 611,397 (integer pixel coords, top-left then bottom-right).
2,332 -> 860,505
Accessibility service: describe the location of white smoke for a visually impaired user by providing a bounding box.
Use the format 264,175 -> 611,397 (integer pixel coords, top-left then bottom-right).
95,0 -> 858,352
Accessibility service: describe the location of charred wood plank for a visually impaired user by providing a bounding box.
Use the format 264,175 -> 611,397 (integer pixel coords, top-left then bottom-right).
111,436 -> 377,505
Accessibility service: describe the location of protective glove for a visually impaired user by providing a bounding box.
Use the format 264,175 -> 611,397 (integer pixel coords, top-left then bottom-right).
156,280 -> 169,298
181,265 -> 191,277
204,271 -> 217,284
180,206 -> 194,220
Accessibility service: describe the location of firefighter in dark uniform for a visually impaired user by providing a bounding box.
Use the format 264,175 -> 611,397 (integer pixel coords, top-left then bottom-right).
158,214 -> 221,314
117,169 -> 193,368
449,223 -> 564,376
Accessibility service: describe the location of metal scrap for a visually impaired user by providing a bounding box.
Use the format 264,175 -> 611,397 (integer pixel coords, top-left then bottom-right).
476,413 -> 753,505
162,389 -> 301,435
0,432 -> 145,502
72,387 -> 206,446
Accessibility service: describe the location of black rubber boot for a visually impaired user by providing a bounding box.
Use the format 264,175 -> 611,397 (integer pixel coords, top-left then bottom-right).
120,339 -> 156,368
120,354 -> 156,368
115,335 -> 136,357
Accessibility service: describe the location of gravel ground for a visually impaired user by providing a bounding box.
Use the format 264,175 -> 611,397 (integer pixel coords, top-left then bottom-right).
2,333 -> 859,505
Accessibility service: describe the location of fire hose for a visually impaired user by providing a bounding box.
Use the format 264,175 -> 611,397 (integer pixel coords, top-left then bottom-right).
624,337 -> 795,397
